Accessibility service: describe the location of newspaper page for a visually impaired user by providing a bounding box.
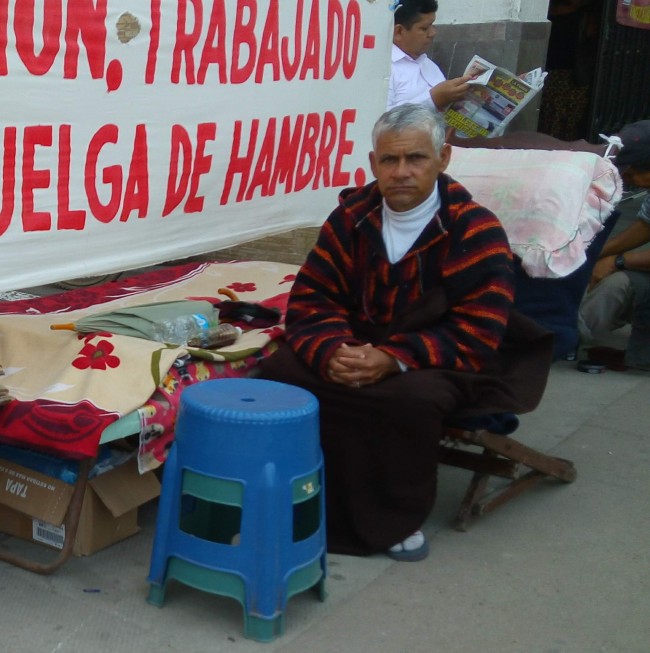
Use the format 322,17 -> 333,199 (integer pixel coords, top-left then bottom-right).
444,55 -> 546,139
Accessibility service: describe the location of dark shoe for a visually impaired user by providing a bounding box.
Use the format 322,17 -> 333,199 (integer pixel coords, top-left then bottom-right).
584,346 -> 628,371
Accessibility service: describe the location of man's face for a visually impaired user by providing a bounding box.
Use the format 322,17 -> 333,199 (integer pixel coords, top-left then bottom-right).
622,166 -> 650,189
369,127 -> 451,212
393,12 -> 437,59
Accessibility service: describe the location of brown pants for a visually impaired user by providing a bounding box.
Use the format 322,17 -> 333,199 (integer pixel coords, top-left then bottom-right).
261,288 -> 554,556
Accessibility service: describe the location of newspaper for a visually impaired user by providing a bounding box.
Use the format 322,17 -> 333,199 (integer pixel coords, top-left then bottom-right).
444,55 -> 546,139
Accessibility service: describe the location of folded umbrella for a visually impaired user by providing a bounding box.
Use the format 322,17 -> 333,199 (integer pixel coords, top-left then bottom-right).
49,300 -> 218,341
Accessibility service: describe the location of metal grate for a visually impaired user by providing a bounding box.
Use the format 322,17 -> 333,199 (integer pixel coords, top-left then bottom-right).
587,1 -> 650,141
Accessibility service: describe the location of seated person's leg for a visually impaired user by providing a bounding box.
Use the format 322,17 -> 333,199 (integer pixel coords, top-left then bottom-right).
626,271 -> 650,369
578,271 -> 634,342
259,345 -> 465,558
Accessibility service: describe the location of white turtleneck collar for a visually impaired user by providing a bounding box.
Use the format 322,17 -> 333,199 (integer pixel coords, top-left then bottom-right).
381,184 -> 441,264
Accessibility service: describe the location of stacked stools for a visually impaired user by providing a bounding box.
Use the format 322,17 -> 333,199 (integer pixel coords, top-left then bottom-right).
147,378 -> 326,642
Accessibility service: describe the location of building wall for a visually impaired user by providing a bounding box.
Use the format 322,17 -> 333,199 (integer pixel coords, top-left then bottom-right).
437,0 -> 548,23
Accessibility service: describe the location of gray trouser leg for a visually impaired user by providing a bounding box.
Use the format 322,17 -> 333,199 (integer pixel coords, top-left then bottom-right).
626,271 -> 650,369
577,271 -> 634,342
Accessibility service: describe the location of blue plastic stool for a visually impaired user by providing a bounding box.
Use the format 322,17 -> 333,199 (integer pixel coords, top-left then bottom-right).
146,378 -> 326,642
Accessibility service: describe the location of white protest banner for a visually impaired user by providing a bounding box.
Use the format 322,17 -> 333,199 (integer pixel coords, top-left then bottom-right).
0,0 -> 392,290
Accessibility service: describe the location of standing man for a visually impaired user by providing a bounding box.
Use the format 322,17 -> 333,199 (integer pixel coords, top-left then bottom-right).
260,104 -> 553,561
387,0 -> 471,111
578,120 -> 650,370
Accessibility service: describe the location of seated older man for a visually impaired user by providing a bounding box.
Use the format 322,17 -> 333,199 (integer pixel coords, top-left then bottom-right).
260,104 -> 552,561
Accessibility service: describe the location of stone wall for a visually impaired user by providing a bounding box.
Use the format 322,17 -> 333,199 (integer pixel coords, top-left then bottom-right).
185,227 -> 320,266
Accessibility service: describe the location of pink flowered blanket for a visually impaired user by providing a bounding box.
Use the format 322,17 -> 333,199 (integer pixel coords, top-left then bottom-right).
0,261 -> 298,461
448,147 -> 623,278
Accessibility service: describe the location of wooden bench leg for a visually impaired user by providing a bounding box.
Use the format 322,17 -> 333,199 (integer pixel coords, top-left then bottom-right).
454,467 -> 492,532
474,470 -> 548,517
443,428 -> 577,531
470,431 -> 577,483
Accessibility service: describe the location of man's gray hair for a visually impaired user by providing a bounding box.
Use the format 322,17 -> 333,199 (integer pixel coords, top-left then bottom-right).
372,104 -> 446,154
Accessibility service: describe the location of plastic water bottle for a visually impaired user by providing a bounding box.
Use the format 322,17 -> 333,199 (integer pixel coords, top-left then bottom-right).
150,313 -> 213,345
187,323 -> 243,349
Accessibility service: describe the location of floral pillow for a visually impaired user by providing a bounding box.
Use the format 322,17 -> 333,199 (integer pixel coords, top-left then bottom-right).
448,147 -> 623,278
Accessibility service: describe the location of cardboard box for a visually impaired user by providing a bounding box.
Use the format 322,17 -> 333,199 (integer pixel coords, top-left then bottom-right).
0,455 -> 160,556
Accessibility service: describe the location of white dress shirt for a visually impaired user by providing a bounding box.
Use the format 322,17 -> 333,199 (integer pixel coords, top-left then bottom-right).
387,44 -> 446,110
